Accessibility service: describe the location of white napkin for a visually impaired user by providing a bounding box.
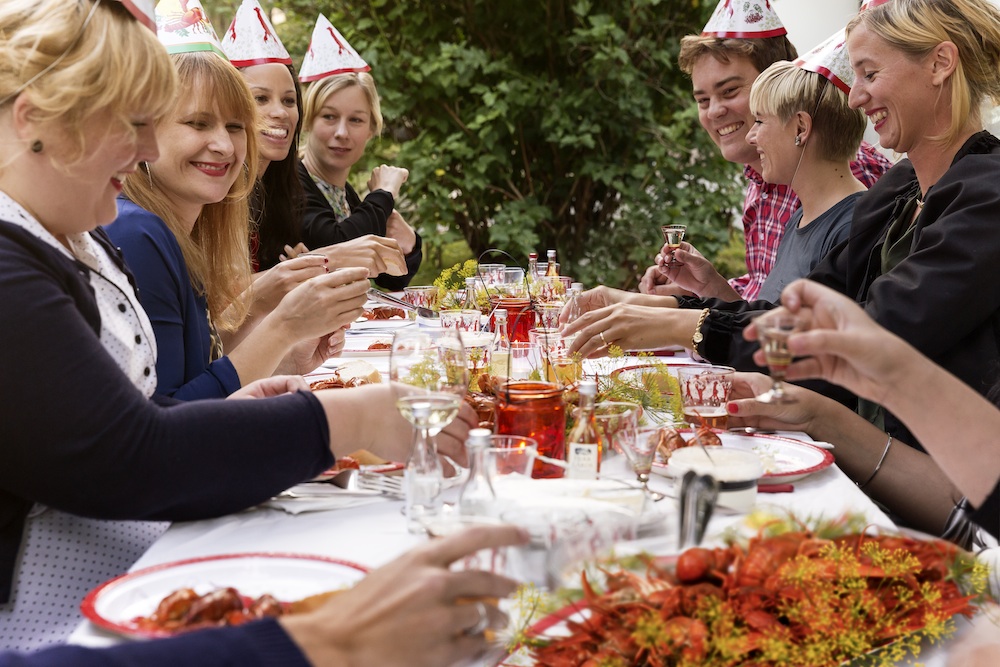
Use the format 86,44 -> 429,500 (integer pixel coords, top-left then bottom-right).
262,485 -> 387,515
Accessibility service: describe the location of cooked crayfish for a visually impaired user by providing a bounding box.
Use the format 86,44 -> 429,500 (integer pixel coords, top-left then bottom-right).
528,527 -> 978,666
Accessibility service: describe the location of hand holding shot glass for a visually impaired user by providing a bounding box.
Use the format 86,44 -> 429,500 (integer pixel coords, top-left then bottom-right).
660,224 -> 687,267
754,312 -> 803,404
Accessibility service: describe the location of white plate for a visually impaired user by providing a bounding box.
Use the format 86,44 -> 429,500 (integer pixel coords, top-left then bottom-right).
342,334 -> 395,356
81,553 -> 367,639
350,318 -> 413,331
652,430 -> 834,484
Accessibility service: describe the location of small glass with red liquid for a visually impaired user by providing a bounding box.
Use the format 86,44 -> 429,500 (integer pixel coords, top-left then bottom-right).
495,380 -> 566,478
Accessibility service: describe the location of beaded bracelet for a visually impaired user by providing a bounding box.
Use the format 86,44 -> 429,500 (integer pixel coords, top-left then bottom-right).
857,434 -> 893,490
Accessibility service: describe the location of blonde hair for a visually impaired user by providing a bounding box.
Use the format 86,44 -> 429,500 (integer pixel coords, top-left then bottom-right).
749,61 -> 865,162
302,72 -> 383,137
124,53 -> 259,332
0,0 -> 177,163
847,0 -> 1000,146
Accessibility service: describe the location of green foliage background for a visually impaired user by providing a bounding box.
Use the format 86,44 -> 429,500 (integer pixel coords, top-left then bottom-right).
204,0 -> 746,288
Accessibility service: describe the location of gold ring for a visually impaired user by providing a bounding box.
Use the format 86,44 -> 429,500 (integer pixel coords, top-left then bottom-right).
599,331 -> 609,347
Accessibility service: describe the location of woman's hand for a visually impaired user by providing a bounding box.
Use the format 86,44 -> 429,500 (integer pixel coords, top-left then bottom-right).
252,254 -> 329,314
281,524 -> 527,667
744,279 -> 913,406
368,165 -> 409,199
270,267 -> 369,344
276,329 -> 346,376
655,242 -> 740,300
723,372 -> 825,434
228,375 -> 310,399
638,262 -> 693,296
563,303 -> 697,358
385,210 -> 417,255
317,234 -> 408,276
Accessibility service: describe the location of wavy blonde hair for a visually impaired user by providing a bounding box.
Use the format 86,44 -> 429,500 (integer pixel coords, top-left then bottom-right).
847,0 -> 1000,146
0,0 -> 177,164
124,53 -> 259,332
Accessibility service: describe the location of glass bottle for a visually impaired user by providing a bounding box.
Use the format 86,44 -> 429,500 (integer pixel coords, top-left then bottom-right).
490,308 -> 511,378
527,252 -> 539,280
566,379 -> 602,479
545,249 -> 559,276
404,402 -> 443,533
462,276 -> 478,311
563,282 -> 583,326
457,428 -> 497,517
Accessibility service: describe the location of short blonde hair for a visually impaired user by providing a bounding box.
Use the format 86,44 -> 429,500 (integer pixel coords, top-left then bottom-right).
0,0 -> 177,163
749,61 -> 865,163
302,72 -> 383,137
847,0 -> 1000,146
124,53 -> 259,332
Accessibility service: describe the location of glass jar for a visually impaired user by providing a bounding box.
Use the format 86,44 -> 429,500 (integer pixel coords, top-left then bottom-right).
489,296 -> 535,342
495,381 -> 566,478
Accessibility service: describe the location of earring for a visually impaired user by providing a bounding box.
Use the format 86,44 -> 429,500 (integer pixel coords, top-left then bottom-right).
142,161 -> 153,189
794,136 -> 802,146
30,139 -> 43,153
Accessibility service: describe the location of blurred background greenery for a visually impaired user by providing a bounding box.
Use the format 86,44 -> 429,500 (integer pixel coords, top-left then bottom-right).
204,0 -> 747,288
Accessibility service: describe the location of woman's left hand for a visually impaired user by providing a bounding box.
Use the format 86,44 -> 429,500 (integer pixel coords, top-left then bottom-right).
229,375 -> 310,399
563,303 -> 694,358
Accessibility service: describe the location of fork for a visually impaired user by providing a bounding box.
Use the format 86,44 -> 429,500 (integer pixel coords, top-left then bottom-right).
357,473 -> 405,498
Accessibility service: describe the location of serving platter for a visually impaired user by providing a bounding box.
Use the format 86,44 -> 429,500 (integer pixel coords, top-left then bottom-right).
81,553 -> 367,639
652,430 -> 834,484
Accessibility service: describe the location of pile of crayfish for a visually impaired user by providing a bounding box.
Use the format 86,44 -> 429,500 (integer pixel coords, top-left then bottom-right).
529,528 -> 977,667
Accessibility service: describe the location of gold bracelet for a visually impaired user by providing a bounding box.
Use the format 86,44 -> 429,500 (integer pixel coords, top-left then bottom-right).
857,434 -> 893,490
691,308 -> 710,354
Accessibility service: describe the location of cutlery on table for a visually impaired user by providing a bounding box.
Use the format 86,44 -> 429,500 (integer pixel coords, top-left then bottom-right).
367,289 -> 439,319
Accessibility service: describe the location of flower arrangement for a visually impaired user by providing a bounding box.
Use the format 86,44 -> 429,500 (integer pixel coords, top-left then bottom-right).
433,260 -> 495,313
501,513 -> 989,667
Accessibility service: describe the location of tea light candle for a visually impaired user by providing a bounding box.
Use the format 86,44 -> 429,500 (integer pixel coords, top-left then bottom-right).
668,447 -> 764,512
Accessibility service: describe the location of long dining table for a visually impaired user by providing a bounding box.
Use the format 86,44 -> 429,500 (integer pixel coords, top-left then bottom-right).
67,316 -> 995,665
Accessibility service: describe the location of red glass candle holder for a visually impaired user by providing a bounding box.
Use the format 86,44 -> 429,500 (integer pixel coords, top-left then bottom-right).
490,297 -> 535,342
495,381 -> 566,478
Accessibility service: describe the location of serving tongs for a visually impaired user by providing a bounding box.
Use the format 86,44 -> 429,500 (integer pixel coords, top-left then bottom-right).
678,470 -> 720,549
367,288 -> 439,319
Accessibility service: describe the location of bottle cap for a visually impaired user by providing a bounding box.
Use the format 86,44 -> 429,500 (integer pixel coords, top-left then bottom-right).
578,378 -> 597,396
528,252 -> 538,259
495,308 -> 508,320
467,428 -> 492,448
547,249 -> 557,259
465,277 -> 476,285
571,282 -> 583,292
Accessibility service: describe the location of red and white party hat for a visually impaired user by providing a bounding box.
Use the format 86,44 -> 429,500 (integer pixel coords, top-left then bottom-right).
155,0 -> 225,57
221,0 -> 292,67
114,0 -> 156,32
298,14 -> 370,83
795,28 -> 852,94
860,0 -> 892,10
702,0 -> 787,39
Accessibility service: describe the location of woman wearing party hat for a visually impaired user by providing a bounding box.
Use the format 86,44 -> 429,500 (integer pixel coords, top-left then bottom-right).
221,0 -> 411,286
105,0 -> 367,399
296,14 -> 422,291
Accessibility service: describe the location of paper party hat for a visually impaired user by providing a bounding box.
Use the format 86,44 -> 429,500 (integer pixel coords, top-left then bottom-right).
702,0 -> 787,39
795,28 -> 853,94
221,0 -> 292,67
860,0 -> 892,10
155,0 -> 225,57
114,0 -> 156,32
298,14 -> 370,83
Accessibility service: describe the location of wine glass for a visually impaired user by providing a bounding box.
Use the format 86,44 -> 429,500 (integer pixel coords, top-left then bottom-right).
660,224 -> 687,267
754,312 -> 802,404
624,425 -> 661,497
389,327 -> 469,532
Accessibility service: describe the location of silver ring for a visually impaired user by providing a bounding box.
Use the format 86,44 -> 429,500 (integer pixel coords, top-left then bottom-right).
599,331 -> 609,347
464,601 -> 489,636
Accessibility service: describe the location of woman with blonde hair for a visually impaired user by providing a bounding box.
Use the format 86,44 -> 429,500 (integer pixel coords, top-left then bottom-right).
1,1 -> 496,656
298,71 -> 422,290
105,52 -> 364,399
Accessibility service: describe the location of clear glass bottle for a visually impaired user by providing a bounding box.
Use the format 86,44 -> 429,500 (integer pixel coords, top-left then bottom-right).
404,402 -> 443,533
462,276 -> 478,311
527,252 -> 539,280
457,428 -> 497,517
563,282 -> 583,325
566,379 -> 602,479
490,308 -> 511,378
545,249 -> 559,276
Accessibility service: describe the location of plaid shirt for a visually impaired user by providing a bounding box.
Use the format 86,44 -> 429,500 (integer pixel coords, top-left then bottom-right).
728,141 -> 894,300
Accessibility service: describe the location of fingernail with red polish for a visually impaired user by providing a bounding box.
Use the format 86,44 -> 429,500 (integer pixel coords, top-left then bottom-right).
727,402 -> 738,414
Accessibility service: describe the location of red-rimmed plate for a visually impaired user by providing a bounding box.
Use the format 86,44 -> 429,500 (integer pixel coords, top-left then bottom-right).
652,430 -> 835,484
81,552 -> 368,639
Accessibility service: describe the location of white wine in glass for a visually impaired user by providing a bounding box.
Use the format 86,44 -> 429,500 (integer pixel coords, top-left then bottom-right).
755,313 -> 801,404
390,328 -> 468,532
660,224 -> 687,267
